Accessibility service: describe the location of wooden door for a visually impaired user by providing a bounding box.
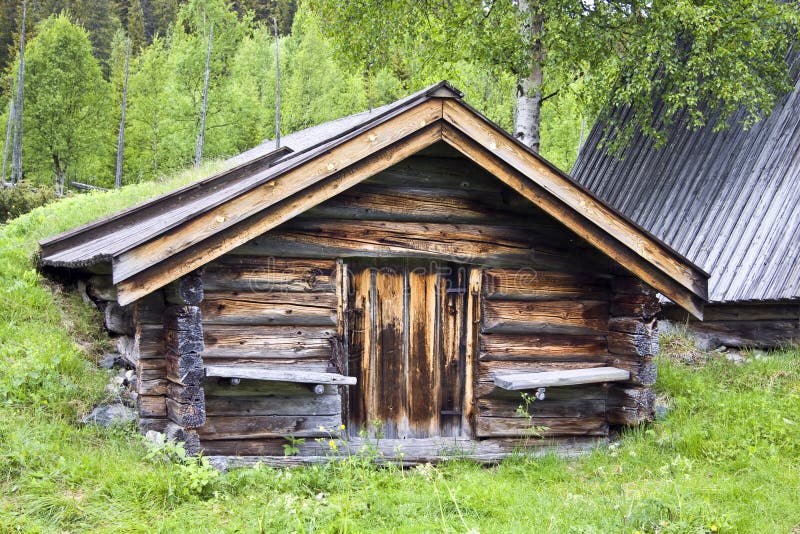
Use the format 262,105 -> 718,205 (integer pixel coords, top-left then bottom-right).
346,260 -> 468,438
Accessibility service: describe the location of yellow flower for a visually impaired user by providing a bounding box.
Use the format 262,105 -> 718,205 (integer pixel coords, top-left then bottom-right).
328,440 -> 338,451
710,526 -> 718,533
339,424 -> 346,430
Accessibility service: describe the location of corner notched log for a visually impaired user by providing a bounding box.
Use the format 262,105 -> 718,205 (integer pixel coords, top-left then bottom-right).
166,351 -> 205,386
165,423 -> 201,456
165,327 -> 205,355
607,387 -> 655,426
166,396 -> 207,428
165,270 -> 204,305
164,305 -> 203,331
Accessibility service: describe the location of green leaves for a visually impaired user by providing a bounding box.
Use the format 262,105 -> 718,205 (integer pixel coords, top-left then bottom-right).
22,15 -> 112,188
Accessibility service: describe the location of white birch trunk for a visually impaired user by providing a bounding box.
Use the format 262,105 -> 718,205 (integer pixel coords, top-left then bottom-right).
11,0 -> 26,184
195,24 -> 213,167
514,0 -> 543,153
115,38 -> 131,189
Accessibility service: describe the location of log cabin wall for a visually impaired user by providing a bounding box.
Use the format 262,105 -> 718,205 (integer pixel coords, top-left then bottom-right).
197,257 -> 344,455
476,269 -> 613,438
606,277 -> 660,426
186,147 -> 634,455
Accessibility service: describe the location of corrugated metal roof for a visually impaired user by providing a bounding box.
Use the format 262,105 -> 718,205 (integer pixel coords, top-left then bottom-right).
572,50 -> 800,304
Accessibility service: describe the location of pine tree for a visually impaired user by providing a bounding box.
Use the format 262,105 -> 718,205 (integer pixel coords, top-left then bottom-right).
127,0 -> 148,49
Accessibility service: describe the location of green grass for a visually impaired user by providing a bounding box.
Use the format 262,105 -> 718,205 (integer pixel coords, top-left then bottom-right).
1,166 -> 799,533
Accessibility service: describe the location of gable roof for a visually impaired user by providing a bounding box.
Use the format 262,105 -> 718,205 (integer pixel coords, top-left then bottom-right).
40,81 -> 707,317
572,49 -> 800,304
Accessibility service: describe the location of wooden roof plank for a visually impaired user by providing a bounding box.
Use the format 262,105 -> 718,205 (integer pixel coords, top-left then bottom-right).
112,99 -> 444,285
114,124 -> 443,304
442,100 -> 708,301
441,123 -> 706,318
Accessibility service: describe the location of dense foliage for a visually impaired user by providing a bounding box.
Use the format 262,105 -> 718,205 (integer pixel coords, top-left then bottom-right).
0,0 -> 590,196
313,0 -> 799,149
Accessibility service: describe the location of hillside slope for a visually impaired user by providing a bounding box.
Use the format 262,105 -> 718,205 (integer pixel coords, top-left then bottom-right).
0,165 -> 799,532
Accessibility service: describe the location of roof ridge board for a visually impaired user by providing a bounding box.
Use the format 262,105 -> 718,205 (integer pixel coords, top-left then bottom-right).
449,97 -> 711,281
39,146 -> 292,255
109,99 -> 448,282
41,81 -> 458,262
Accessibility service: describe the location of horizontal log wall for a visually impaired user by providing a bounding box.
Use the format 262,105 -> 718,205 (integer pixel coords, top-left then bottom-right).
661,301 -> 800,349
231,156 -> 618,274
195,152 -> 640,453
197,257 -> 343,451
476,268 -> 613,438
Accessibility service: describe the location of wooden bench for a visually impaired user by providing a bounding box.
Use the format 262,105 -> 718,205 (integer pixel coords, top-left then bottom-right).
205,365 -> 357,386
493,367 -> 630,391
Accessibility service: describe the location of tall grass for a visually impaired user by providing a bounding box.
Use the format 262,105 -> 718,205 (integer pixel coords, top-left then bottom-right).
0,162 -> 798,532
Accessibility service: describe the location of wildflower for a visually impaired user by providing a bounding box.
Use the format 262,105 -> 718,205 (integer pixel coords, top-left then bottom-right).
710,525 -> 718,532
329,439 -> 338,451
339,424 -> 346,430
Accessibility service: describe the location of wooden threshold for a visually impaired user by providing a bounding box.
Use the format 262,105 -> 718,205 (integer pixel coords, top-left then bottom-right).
204,436 -> 607,469
493,367 -> 630,390
205,365 -> 357,386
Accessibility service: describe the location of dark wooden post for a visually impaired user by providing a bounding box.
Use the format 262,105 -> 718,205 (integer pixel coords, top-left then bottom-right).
606,277 -> 659,425
163,270 -> 205,455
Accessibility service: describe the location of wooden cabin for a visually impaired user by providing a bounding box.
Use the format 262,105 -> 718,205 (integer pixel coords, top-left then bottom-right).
573,50 -> 800,349
40,82 -> 707,465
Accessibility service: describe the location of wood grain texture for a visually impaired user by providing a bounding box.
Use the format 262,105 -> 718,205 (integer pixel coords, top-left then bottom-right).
475,416 -> 608,437
201,325 -> 334,359
198,414 -> 342,440
238,219 -> 545,267
493,367 -> 629,390
201,291 -> 337,326
204,436 -> 606,464
407,268 -> 439,437
204,394 -> 341,417
115,106 -> 443,304
441,101 -> 707,302
440,121 -> 706,318
482,269 -> 610,301
204,257 -> 336,293
479,333 -> 608,361
138,395 -> 166,418
482,299 -> 609,335
205,365 -> 356,385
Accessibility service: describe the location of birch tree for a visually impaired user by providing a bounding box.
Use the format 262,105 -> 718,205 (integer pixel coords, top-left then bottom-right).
313,0 -> 799,152
11,0 -> 26,184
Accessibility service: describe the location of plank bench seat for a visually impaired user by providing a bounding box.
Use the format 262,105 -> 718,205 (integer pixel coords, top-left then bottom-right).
205,365 -> 357,385
493,367 -> 630,390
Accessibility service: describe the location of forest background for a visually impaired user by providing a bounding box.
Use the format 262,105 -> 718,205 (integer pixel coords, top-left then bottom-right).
0,0 -> 587,201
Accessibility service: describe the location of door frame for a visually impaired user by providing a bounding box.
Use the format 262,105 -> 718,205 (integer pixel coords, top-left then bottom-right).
339,258 -> 481,439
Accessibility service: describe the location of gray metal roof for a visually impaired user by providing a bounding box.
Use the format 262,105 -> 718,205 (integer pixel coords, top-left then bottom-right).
572,50 -> 800,304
